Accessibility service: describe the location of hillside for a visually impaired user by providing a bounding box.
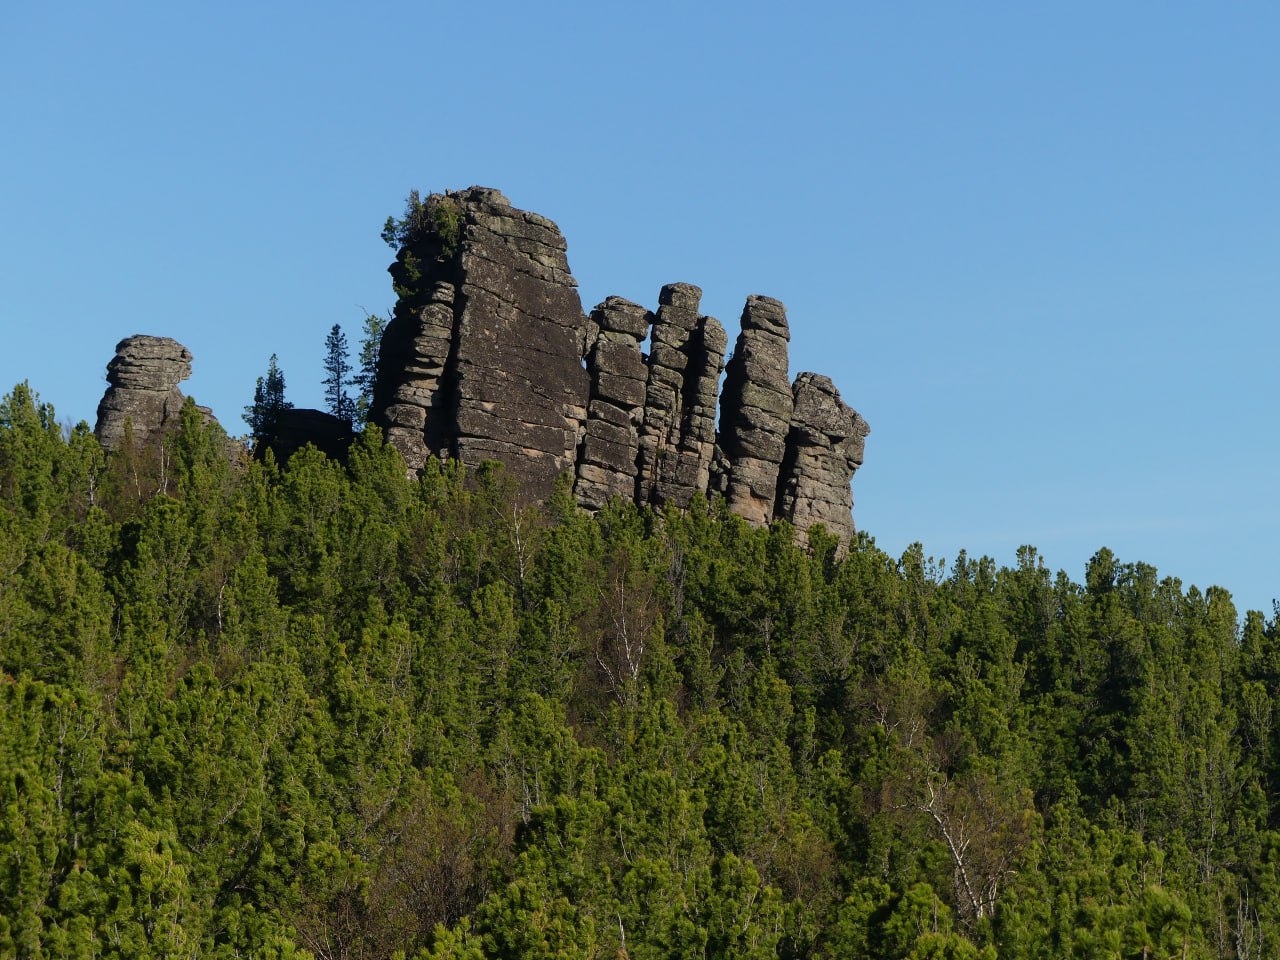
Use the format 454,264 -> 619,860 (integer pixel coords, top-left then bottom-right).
2,382 -> 1278,958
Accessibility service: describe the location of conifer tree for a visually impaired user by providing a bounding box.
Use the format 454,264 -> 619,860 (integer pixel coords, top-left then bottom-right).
243,354 -> 292,442
353,311 -> 387,423
323,324 -> 354,423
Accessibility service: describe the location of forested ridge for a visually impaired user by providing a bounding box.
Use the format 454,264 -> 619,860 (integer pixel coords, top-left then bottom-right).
2,381 -> 1279,959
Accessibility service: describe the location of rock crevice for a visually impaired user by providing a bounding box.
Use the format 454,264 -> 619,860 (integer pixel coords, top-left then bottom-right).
635,284 -> 726,511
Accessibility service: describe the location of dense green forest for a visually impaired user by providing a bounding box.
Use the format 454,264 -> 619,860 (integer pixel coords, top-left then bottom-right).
3,381 -> 1280,959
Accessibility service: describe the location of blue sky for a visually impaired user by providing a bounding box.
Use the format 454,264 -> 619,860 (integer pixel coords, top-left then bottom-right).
3,2 -> 1278,614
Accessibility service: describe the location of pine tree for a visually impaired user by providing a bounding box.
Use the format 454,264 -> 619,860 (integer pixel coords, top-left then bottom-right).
243,354 -> 292,442
323,324 -> 354,423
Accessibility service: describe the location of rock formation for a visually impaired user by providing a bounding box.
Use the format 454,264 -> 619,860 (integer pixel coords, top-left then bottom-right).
87,186 -> 870,541
86,189 -> 869,540
372,187 -> 591,501
90,189 -> 871,541
94,335 -> 212,451
575,297 -> 651,510
774,373 -> 871,544
375,278 -> 456,473
718,296 -> 794,526
369,186 -> 870,541
634,285 -> 727,510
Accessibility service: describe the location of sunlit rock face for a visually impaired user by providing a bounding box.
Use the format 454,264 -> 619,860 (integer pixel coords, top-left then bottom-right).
94,335 -> 212,450
775,373 -> 870,546
368,187 -> 870,537
575,296 -> 651,511
718,296 -> 795,526
372,186 -> 591,502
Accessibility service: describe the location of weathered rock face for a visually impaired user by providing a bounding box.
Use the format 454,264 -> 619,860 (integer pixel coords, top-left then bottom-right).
374,279 -> 456,472
94,335 -> 198,451
370,186 -> 870,537
774,373 -> 871,546
634,284 -> 727,510
575,297 -> 652,510
372,187 -> 591,501
718,296 -> 794,525
90,190 -> 870,534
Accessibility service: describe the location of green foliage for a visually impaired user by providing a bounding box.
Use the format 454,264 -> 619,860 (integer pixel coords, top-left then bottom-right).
353,310 -> 388,423
383,189 -> 464,259
323,322 -> 355,422
244,353 -> 292,441
2,377 -> 1279,957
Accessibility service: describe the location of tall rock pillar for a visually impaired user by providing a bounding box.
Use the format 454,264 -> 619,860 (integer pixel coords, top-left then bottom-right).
373,187 -> 592,500
718,296 -> 794,525
774,373 -> 870,545
635,284 -> 726,509
575,297 -> 652,509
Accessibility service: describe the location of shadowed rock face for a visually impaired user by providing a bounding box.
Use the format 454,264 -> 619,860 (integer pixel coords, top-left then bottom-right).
375,279 -> 456,472
267,408 -> 353,463
366,187 -> 870,536
94,335 -> 200,451
774,373 -> 870,546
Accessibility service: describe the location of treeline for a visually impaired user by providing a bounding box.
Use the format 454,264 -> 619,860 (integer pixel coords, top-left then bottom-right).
2,381 -> 1279,959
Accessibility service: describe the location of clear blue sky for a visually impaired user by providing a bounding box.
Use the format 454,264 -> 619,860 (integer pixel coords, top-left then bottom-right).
3,2 -> 1278,615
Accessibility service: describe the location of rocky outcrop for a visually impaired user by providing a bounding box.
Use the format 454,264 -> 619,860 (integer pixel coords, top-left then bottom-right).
90,190 -> 869,536
634,284 -> 727,510
718,296 -> 794,525
774,373 -> 870,545
372,187 -> 591,501
451,189 -> 590,501
94,335 -> 206,451
369,186 -> 870,537
375,279 -> 456,472
575,297 -> 651,510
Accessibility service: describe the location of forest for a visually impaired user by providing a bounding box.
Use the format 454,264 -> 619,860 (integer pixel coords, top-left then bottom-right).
2,380 -> 1279,959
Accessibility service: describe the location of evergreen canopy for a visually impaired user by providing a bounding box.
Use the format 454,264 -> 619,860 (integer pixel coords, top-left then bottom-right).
1,380 -> 1277,959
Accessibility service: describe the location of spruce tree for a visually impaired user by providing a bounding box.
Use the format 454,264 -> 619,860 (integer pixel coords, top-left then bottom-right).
323,324 -> 354,423
243,354 -> 292,442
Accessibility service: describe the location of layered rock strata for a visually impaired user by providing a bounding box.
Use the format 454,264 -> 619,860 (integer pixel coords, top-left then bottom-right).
375,279 -> 456,472
718,296 -> 794,525
368,187 -> 870,537
95,335 -> 208,451
575,297 -> 652,510
634,284 -> 727,510
372,187 -> 591,501
774,373 -> 871,545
